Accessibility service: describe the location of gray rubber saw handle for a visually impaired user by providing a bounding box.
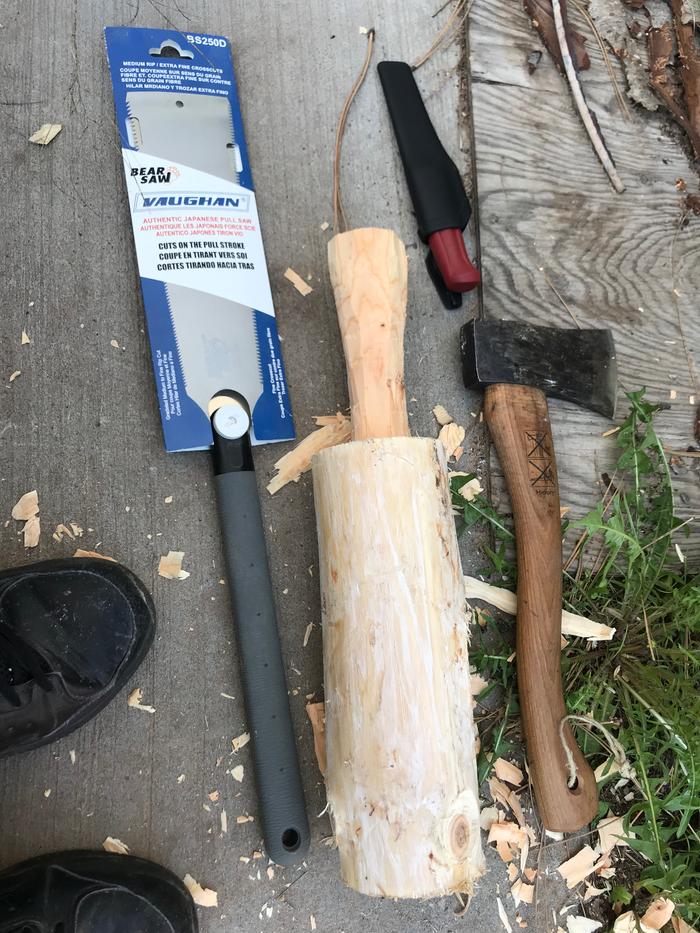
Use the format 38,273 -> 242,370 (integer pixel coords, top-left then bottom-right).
211,397 -> 309,865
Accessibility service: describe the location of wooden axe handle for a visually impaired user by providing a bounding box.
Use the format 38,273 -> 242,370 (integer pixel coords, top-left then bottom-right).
328,228 -> 410,441
484,383 -> 599,832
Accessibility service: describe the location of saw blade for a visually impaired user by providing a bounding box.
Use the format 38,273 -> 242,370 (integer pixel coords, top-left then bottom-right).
126,90 -> 264,419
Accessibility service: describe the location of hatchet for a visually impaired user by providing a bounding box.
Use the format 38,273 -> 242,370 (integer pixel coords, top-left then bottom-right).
461,319 -> 617,832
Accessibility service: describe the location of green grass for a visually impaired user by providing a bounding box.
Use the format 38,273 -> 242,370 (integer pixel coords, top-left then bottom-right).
455,391 -> 700,924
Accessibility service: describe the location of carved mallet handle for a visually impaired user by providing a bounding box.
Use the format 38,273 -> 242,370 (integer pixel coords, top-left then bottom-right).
328,228 -> 410,441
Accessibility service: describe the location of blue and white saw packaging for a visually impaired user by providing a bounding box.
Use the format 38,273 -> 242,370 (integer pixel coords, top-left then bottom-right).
105,27 -> 295,451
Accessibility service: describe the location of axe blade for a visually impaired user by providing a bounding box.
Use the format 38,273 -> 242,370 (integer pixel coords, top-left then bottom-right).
460,319 -> 617,418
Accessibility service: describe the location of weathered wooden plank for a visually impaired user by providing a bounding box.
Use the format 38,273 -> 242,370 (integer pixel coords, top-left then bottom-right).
469,0 -> 700,541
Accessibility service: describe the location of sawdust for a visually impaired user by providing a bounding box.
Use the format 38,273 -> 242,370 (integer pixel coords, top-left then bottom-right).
158,550 -> 190,580
127,687 -> 156,714
284,267 -> 313,296
12,490 -> 40,548
267,413 -> 351,494
306,701 -> 327,775
29,123 -> 62,145
183,873 -> 218,908
103,837 -> 130,854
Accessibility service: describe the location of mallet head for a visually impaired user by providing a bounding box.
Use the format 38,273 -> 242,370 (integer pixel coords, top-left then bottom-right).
460,320 -> 617,418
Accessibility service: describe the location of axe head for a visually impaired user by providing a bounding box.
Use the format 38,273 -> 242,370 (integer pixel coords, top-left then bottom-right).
460,319 -> 617,418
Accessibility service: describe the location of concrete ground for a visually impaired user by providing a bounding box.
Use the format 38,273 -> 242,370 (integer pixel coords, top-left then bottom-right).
1,1 -> 698,932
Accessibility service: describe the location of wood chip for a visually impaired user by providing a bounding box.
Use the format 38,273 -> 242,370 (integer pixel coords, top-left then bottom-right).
110,338 -> 120,349
232,731 -> 250,752
494,758 -> 524,787
489,776 -> 526,827
221,810 -> 228,834
21,330 -> 30,345
438,422 -> 466,459
53,523 -> 75,542
164,495 -> 173,504
183,873 -> 218,908
497,896 -> 513,933
640,898 -> 675,930
158,550 -> 190,580
311,916 -> 317,931
231,764 -> 244,782
9,370 -> 21,382
303,621 -> 313,646
479,805 -> 501,831
103,836 -> 130,854
127,687 -> 156,714
29,122 -> 62,145
306,701 -> 326,775
73,548 -> 116,561
432,404 -> 453,425
557,845 -> 599,888
236,814 -> 254,823
12,490 -> 40,548
470,671 -> 489,696
458,477 -> 483,501
511,879 -> 534,907
583,882 -> 606,902
320,221 -> 329,231
598,814 -> 632,852
267,414 -> 351,494
208,790 -> 220,803
464,576 -> 615,641
566,919 -> 602,933
508,863 -> 519,882
70,522 -> 83,537
284,267 -> 313,296
488,820 -> 528,850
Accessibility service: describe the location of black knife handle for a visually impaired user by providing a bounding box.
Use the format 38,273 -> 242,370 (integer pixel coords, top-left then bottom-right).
211,395 -> 309,865
378,60 -> 470,240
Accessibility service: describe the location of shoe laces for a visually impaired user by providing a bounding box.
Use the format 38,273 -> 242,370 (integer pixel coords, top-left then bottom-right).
0,623 -> 52,706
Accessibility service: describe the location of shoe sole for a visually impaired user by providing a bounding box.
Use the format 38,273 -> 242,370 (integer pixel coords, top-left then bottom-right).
0,849 -> 198,932
0,558 -> 156,758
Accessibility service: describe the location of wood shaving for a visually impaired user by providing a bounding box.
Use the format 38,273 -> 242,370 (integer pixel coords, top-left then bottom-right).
70,522 -> 83,537
479,805 -> 501,831
320,221 -> 329,231
464,576 -> 615,641
640,898 -> 675,931
236,814 -> 254,823
9,370 -> 21,382
511,879 -> 534,907
470,671 -> 489,696
458,478 -> 483,501
29,123 -> 62,145
177,774 -> 186,783
208,790 -> 220,802
73,548 -> 116,561
306,701 -> 327,775
303,621 -> 313,646
583,882 -> 606,902
671,916 -> 699,933
21,330 -> 30,345
613,914 -> 638,933
231,764 -> 244,782
432,404 -> 453,425
566,919 -> 602,933
267,413 -> 351,494
267,866 -> 275,880
497,896 -> 513,933
103,836 -> 130,855
221,810 -> 228,834
557,845 -> 600,888
524,868 -> 537,883
284,267 -> 313,296
488,820 -> 528,850
489,776 -> 526,827
164,495 -> 173,504
508,863 -> 519,882
232,732 -> 250,752
438,422 -> 466,459
311,916 -> 317,931
127,687 -> 156,714
53,523 -> 75,542
494,758 -> 524,786
183,873 -> 218,908
12,490 -> 40,548
598,814 -> 632,852
110,339 -> 120,349
69,750 -> 76,764
158,550 -> 190,580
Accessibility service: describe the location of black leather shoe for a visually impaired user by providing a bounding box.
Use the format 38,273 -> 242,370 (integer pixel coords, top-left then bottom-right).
0,850 -> 198,932
0,558 -> 155,757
